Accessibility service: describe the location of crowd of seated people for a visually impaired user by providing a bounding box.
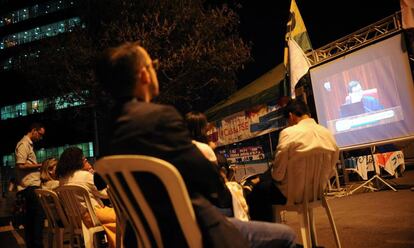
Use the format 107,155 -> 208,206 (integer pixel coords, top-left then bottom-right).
11,41 -> 343,248
93,42 -> 298,248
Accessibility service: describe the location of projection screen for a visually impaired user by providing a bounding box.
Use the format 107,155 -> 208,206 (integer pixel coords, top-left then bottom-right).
310,33 -> 414,149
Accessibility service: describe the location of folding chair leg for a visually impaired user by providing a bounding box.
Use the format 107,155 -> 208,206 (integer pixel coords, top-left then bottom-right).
272,205 -> 284,223
71,234 -> 83,248
309,208 -> 318,247
54,228 -> 64,248
82,222 -> 93,248
45,229 -> 53,248
115,215 -> 126,248
322,197 -> 341,248
298,207 -> 312,248
116,223 -> 122,248
280,210 -> 287,223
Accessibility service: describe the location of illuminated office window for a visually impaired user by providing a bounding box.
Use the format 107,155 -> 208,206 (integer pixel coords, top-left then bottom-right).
0,57 -> 13,70
0,91 -> 87,120
2,141 -> 94,167
2,154 -> 14,167
55,92 -> 86,110
1,50 -> 42,71
35,142 -> 95,164
0,17 -> 82,49
0,0 -> 76,27
30,100 -> 43,114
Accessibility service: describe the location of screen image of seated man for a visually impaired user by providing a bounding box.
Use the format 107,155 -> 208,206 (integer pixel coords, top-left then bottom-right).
340,80 -> 384,117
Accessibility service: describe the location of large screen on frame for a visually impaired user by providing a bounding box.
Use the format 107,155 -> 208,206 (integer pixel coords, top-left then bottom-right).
310,33 -> 414,149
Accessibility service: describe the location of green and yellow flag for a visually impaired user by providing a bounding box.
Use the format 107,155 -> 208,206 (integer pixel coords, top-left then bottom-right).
284,0 -> 313,98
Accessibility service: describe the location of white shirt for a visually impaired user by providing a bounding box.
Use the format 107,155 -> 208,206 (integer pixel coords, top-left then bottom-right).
59,170 -> 108,209
192,140 -> 217,163
41,180 -> 60,190
15,135 -> 41,191
272,118 -> 339,197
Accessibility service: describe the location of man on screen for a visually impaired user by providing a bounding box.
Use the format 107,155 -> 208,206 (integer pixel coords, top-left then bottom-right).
345,80 -> 384,111
340,80 -> 384,117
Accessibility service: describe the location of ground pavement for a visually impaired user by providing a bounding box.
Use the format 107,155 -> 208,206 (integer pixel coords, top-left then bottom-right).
1,168 -> 413,248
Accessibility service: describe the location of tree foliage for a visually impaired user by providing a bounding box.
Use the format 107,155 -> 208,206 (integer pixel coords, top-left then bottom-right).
23,0 -> 251,114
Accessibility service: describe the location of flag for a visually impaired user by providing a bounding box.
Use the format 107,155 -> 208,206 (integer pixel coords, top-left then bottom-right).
400,0 -> 414,29
284,0 -> 312,98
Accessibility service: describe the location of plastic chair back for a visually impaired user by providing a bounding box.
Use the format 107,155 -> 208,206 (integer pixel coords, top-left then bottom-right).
35,188 -> 82,248
56,184 -> 105,248
95,155 -> 202,248
274,150 -> 341,248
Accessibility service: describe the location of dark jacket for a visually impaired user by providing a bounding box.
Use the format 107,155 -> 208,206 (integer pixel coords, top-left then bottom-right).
98,99 -> 244,247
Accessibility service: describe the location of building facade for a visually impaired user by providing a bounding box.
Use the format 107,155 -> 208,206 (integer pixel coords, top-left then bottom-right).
0,0 -> 96,185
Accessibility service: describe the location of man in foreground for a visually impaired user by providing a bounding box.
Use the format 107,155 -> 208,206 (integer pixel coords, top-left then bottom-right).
95,42 -> 297,248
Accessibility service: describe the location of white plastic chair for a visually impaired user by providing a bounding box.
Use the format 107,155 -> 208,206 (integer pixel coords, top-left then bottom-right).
35,188 -> 82,248
95,155 -> 202,248
106,186 -> 125,248
273,151 -> 341,248
55,184 -> 106,248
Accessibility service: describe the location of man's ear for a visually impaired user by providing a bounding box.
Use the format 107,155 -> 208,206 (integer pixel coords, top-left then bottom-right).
139,67 -> 150,85
288,113 -> 296,124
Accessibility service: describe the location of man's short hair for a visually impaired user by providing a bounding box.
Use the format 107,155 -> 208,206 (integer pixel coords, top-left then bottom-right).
95,42 -> 146,98
348,80 -> 361,93
29,122 -> 44,132
283,99 -> 310,118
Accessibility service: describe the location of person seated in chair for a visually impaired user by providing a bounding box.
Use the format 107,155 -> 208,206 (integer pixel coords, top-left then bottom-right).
95,42 -> 297,248
56,147 -> 116,248
185,110 -> 250,221
272,99 -> 339,202
40,157 -> 59,190
340,80 -> 384,117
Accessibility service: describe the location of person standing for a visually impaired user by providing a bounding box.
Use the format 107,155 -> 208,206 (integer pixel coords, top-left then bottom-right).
15,122 -> 45,248
95,42 -> 297,248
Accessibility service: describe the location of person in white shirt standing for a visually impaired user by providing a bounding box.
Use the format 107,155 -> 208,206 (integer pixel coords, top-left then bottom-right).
15,122 -> 45,248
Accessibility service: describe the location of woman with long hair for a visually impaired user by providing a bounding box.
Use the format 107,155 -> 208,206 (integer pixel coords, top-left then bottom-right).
56,146 -> 116,248
185,111 -> 218,163
185,111 -> 250,221
40,157 -> 59,190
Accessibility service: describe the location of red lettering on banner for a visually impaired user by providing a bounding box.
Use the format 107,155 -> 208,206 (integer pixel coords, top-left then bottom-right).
222,122 -> 249,137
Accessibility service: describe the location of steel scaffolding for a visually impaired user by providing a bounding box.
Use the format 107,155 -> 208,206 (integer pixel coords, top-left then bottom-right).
307,12 -> 402,67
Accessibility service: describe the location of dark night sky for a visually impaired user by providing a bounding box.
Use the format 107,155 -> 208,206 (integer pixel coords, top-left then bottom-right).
236,0 -> 402,88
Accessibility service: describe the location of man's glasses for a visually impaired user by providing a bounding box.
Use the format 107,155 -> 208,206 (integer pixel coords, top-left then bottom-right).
146,59 -> 159,71
36,130 -> 45,138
